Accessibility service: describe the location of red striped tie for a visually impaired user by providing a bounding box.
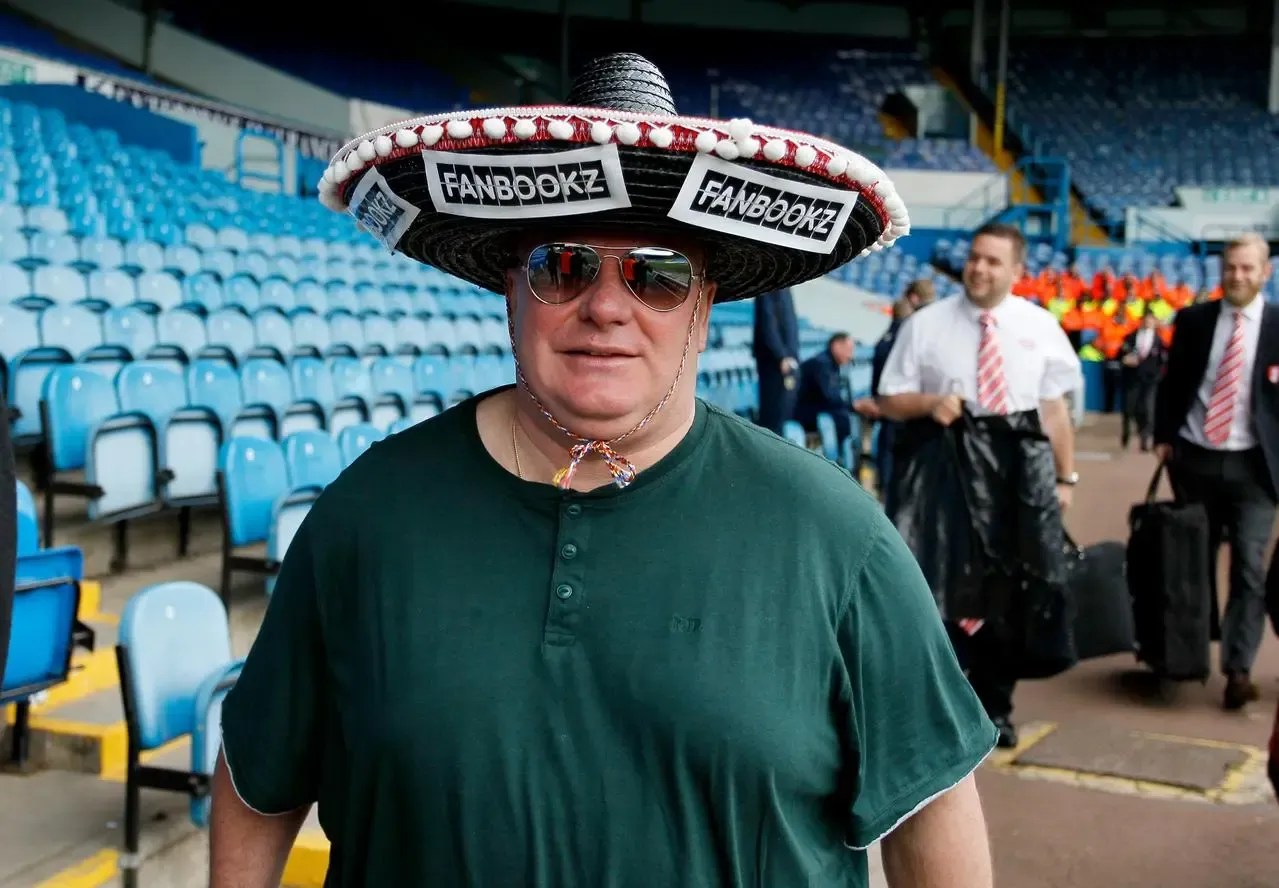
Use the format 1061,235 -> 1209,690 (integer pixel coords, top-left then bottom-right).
977,312 -> 1009,416
1204,311 -> 1246,447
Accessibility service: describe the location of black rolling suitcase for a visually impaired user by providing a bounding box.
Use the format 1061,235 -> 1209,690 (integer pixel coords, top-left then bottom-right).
1126,463 -> 1213,681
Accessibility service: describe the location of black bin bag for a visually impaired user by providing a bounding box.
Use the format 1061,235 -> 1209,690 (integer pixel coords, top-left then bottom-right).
888,409 -> 1076,680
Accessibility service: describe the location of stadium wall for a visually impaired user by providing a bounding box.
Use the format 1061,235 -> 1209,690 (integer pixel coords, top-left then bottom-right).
1125,188 -> 1279,242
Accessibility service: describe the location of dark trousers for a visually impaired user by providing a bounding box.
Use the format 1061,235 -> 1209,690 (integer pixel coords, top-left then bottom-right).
756,364 -> 798,435
1103,361 -> 1122,412
947,622 -> 1016,720
876,419 -> 899,506
1121,378 -> 1156,447
1170,442 -> 1278,675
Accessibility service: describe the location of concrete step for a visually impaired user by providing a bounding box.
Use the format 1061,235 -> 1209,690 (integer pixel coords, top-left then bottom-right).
0,768 -> 327,888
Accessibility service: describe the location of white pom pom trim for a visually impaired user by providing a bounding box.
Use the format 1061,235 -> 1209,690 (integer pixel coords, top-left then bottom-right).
513,119 -> 537,140
482,117 -> 507,140
445,119 -> 473,140
694,130 -> 719,153
590,121 -> 613,144
356,140 -> 376,162
762,139 -> 787,162
373,134 -> 394,157
616,122 -> 641,145
394,128 -> 418,149
547,119 -> 574,140
794,145 -> 817,168
648,126 -> 674,148
421,125 -> 444,147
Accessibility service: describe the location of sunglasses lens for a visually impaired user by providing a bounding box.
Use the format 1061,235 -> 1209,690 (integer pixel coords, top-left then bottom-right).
527,244 -> 601,305
622,247 -> 694,311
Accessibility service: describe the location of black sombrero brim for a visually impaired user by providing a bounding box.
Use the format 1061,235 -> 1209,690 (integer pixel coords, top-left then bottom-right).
318,109 -> 910,303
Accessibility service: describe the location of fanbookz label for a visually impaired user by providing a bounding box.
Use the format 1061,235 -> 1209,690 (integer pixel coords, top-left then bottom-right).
422,144 -> 631,219
347,168 -> 421,252
667,153 -> 856,254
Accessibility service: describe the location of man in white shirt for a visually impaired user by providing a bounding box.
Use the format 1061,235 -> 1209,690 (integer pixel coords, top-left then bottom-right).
1154,233 -> 1279,710
875,222 -> 1083,747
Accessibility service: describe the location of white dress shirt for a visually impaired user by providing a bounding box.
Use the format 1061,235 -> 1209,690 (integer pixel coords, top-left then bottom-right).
1135,327 -> 1156,359
1179,295 -> 1265,451
877,293 -> 1083,415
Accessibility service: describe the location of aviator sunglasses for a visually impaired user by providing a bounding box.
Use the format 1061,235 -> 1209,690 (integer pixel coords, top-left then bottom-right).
525,243 -> 703,312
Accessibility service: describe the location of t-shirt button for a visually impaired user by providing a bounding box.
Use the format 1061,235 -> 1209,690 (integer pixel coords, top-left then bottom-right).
556,583 -> 574,600
566,504 -> 582,517
560,543 -> 578,560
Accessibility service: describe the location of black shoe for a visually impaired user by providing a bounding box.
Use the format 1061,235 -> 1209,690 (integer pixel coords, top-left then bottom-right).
993,716 -> 1018,749
1223,673 -> 1260,711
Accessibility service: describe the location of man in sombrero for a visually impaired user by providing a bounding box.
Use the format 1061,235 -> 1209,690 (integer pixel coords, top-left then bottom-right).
208,54 -> 998,887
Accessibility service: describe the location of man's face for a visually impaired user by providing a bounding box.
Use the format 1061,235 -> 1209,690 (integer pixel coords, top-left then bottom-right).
1222,242 -> 1271,307
505,232 -> 715,439
962,234 -> 1022,307
830,337 -> 854,365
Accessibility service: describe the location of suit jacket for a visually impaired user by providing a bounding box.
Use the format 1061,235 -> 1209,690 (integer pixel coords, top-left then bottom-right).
752,289 -> 799,367
871,319 -> 903,397
1120,328 -> 1168,385
795,350 -> 849,429
1154,299 -> 1279,492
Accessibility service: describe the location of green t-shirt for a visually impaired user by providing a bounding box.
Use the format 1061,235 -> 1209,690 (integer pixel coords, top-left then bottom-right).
220,390 -> 996,887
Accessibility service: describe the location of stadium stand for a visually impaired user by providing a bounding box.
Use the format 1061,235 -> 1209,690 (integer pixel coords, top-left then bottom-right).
999,38 -> 1278,235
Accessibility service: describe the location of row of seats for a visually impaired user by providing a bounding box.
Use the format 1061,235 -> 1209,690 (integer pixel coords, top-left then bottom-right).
1000,39 -> 1278,231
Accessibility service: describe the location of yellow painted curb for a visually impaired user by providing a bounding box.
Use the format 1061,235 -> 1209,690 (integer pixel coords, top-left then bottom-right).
35,848 -> 118,888
35,834 -> 326,887
282,832 -> 332,887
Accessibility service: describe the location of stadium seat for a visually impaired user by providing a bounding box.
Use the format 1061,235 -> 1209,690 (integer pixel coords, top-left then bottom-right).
115,581 -> 241,863
338,422 -> 382,466
2,545 -> 94,768
216,436 -> 289,603
40,365 -> 166,562
16,478 -> 38,554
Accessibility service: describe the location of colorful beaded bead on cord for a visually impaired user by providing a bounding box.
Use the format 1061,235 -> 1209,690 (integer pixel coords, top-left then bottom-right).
507,283 -> 703,491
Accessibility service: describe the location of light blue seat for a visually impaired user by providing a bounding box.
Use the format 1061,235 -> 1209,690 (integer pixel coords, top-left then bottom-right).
102,306 -> 158,360
782,420 -> 808,448
28,231 -> 78,267
386,416 -> 416,435
202,248 -> 235,280
327,356 -> 373,433
202,307 -> 255,366
289,311 -> 330,357
30,265 -> 87,307
223,275 -> 260,312
293,281 -> 327,315
327,311 -> 363,356
42,365 -> 164,554
117,363 -> 222,507
282,429 -> 343,490
413,353 -> 453,410
241,357 -> 320,437
182,271 -> 223,313
250,308 -> 292,361
154,308 -> 208,367
187,360 -> 271,440
136,271 -> 183,312
116,581 -> 237,846
16,478 -> 38,554
337,422 -> 382,466
258,280 -> 294,313
87,268 -> 138,310
368,357 -> 414,429
40,303 -> 127,379
0,262 -> 32,303
162,244 -> 201,278
217,436 -> 290,600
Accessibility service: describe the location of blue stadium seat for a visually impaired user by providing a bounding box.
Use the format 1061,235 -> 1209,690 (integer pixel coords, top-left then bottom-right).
2,545 -> 93,768
116,581 -> 239,853
338,422 -> 382,466
216,436 -> 289,602
368,357 -> 414,429
16,478 -> 37,554
282,429 -> 343,490
186,360 -> 272,440
87,268 -> 137,310
250,308 -> 292,362
116,362 -> 222,509
40,364 -> 165,556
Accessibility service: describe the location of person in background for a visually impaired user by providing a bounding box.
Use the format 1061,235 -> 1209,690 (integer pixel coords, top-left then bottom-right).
905,278 -> 936,311
796,331 -> 856,454
1119,311 -> 1168,451
856,298 -> 915,499
0,389 -> 15,680
753,286 -> 800,435
875,222 -> 1082,748
1154,233 -> 1279,711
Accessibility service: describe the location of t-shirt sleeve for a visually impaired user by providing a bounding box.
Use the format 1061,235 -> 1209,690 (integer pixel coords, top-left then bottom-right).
840,515 -> 998,849
1037,317 -> 1084,401
219,508 -> 330,815
874,317 -> 921,397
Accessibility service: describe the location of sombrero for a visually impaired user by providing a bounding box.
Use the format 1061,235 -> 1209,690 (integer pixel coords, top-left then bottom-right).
316,53 -> 909,303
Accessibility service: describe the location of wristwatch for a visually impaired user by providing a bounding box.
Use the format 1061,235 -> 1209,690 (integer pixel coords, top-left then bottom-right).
1057,472 -> 1079,486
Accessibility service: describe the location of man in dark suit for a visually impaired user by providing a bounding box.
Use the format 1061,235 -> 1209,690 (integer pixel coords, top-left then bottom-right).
1120,311 -> 1168,451
752,287 -> 800,435
795,331 -> 855,449
1154,233 -> 1279,710
855,298 -> 915,500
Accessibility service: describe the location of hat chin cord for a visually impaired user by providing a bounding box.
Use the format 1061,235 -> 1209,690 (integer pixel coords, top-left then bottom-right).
507,284 -> 702,491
